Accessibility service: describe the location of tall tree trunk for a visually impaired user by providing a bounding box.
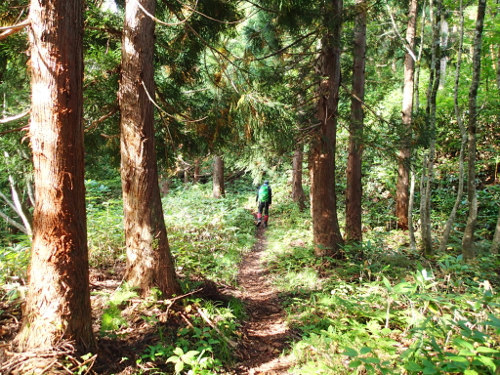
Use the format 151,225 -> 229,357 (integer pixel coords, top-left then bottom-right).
119,0 -> 180,296
194,158 -> 201,183
346,0 -> 367,242
408,169 -> 417,249
439,0 -> 466,252
16,0 -> 95,354
309,0 -> 344,257
438,13 -> 449,89
213,155 -> 225,198
492,207 -> 500,254
396,0 -> 418,231
462,0 -> 486,260
292,143 -> 307,211
420,0 -> 441,255
414,0 -> 427,111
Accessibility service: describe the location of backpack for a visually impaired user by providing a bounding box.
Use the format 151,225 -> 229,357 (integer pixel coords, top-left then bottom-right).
258,184 -> 270,203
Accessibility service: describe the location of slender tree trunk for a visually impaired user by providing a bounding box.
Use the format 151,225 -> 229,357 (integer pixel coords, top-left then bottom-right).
420,0 -> 441,255
408,168 -> 417,249
396,0 -> 418,231
346,0 -> 367,242
119,0 -> 180,296
16,0 -> 95,354
213,155 -> 225,198
310,0 -> 344,257
292,143 -> 307,211
439,0 -> 466,252
496,45 -> 500,91
462,0 -> 486,260
438,14 -> 449,89
194,158 -> 201,183
414,0 -> 427,111
492,207 -> 500,254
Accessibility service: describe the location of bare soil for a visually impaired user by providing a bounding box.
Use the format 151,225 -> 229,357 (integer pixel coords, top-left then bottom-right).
228,225 -> 294,375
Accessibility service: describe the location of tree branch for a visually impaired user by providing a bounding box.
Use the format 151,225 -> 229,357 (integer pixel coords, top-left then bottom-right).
0,109 -> 30,124
254,30 -> 318,61
0,210 -> 29,235
0,19 -> 30,41
385,5 -> 417,62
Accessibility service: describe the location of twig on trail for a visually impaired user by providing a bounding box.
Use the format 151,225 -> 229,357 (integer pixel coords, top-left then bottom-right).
180,312 -> 195,328
165,288 -> 203,316
195,307 -> 238,349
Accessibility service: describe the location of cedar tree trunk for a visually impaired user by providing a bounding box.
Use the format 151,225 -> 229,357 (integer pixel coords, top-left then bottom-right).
346,0 -> 367,242
213,155 -> 225,198
396,0 -> 418,230
309,0 -> 344,257
16,0 -> 95,353
119,0 -> 180,296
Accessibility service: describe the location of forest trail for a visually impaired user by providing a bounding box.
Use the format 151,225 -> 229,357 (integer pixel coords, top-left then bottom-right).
229,225 -> 294,375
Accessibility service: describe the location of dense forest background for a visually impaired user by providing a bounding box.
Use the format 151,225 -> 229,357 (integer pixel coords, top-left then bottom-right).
0,0 -> 499,374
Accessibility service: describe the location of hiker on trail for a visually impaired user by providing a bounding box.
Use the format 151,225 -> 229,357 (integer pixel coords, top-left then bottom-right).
256,180 -> 272,227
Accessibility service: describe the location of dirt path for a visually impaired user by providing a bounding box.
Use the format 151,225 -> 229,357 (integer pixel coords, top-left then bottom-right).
230,226 -> 294,375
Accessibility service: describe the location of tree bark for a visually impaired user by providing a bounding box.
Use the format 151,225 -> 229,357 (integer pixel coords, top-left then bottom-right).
492,207 -> 500,254
292,143 -> 307,211
462,0 -> 486,260
346,0 -> 367,242
396,0 -> 418,231
213,155 -> 225,198
194,158 -> 201,183
408,169 -> 417,249
309,0 -> 344,257
119,0 -> 180,296
439,0 -> 466,252
420,0 -> 441,255
16,0 -> 95,353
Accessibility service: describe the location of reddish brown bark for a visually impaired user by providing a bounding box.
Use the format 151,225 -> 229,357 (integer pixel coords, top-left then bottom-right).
213,155 -> 225,198
119,0 -> 180,296
346,0 -> 367,242
396,0 -> 418,230
309,0 -> 344,257
16,0 -> 95,352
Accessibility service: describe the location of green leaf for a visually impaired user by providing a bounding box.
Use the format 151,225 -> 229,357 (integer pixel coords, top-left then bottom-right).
453,337 -> 475,352
343,347 -> 358,357
166,355 -> 179,364
476,346 -> 498,354
175,360 -> 184,374
382,276 -> 392,290
405,361 -> 423,371
360,347 -> 372,355
348,359 -> 362,368
360,357 -> 380,364
464,370 -> 479,375
476,355 -> 496,372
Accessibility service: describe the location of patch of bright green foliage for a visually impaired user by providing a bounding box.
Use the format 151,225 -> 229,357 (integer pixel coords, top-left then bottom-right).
264,197 -> 500,375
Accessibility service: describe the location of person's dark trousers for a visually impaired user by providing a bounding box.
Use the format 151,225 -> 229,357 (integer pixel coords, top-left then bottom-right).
258,201 -> 270,226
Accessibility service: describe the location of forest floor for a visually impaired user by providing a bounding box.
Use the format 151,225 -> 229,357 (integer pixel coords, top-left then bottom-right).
228,224 -> 295,375
0,223 -> 295,375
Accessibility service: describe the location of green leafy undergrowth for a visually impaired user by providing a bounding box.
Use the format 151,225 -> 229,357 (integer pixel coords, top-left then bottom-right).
92,282 -> 242,374
164,182 -> 256,285
137,297 -> 243,374
263,206 -> 500,374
